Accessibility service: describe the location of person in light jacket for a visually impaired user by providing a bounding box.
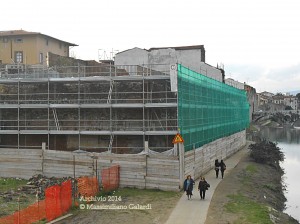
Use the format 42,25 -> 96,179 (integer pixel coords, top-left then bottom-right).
183,175 -> 195,200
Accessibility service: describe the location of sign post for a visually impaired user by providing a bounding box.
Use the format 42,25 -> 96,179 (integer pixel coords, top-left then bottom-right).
172,133 -> 185,189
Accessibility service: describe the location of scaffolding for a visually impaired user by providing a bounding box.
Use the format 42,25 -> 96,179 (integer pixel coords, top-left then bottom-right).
0,63 -> 250,153
177,64 -> 250,151
0,64 -> 178,153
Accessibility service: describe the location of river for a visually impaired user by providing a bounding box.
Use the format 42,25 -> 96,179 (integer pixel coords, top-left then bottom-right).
254,126 -> 300,221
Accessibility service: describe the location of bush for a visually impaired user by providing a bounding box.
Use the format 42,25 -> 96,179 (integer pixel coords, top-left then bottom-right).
249,140 -> 284,171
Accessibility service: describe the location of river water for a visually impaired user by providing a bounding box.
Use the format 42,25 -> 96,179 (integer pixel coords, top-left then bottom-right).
255,126 -> 300,221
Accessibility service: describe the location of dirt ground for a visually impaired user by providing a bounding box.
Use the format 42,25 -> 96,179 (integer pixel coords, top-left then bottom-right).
205,151 -> 299,224
56,188 -> 181,224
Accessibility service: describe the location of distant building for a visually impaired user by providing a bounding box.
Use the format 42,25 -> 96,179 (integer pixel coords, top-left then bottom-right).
115,45 -> 224,82
283,95 -> 298,110
0,30 -> 77,66
257,92 -> 274,106
272,95 -> 284,105
225,78 -> 244,90
259,92 -> 298,110
260,91 -> 274,98
244,84 -> 258,121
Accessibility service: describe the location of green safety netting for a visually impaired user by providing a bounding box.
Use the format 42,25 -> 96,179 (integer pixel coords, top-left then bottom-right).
177,64 -> 250,151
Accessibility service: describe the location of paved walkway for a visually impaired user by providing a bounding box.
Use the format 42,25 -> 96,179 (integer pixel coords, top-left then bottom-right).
165,144 -> 250,224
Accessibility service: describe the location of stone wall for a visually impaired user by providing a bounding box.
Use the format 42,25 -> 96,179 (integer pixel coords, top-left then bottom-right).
184,130 -> 246,180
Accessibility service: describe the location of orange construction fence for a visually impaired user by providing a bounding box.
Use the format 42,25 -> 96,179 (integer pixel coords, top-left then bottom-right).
77,176 -> 99,197
0,179 -> 73,224
101,165 -> 120,191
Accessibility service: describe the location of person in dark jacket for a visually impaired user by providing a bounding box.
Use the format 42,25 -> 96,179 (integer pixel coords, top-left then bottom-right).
214,159 -> 220,178
220,159 -> 226,179
198,176 -> 209,200
183,175 -> 195,200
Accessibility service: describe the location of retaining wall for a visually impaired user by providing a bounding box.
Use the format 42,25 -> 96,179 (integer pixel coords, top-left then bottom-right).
184,130 -> 246,180
0,130 -> 246,191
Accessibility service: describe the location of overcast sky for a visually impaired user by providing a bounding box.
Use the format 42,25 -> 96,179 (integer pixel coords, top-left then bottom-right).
2,0 -> 300,94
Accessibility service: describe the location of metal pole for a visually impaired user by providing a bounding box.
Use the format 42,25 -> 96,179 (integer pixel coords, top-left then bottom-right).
73,155 -> 76,179
48,71 -> 50,149
142,67 -> 145,148
178,143 -> 185,189
17,74 -> 20,149
78,73 -> 81,150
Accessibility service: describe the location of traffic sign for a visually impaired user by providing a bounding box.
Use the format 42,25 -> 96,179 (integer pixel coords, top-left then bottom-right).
172,133 -> 184,144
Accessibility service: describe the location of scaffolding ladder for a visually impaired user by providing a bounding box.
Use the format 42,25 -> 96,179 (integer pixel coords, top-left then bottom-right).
108,134 -> 114,152
107,81 -> 114,104
52,108 -> 60,130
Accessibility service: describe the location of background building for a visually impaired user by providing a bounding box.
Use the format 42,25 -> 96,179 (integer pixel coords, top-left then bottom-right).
115,45 -> 224,82
0,30 -> 77,66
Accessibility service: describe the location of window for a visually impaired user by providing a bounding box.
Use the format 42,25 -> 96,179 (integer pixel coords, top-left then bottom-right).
46,39 -> 49,46
39,53 -> 43,64
15,38 -> 23,43
2,37 -> 8,43
59,43 -> 62,49
15,51 -> 23,63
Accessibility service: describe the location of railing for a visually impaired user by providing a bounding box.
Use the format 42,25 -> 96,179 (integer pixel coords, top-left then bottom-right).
0,64 -> 171,79
0,93 -> 177,104
0,119 -> 178,132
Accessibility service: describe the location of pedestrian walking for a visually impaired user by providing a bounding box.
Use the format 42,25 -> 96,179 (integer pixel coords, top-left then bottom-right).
220,159 -> 226,179
183,175 -> 195,200
214,159 -> 220,178
198,176 -> 210,200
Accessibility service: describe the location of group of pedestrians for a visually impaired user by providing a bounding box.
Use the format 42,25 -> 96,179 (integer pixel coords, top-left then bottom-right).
214,159 -> 226,179
183,159 -> 226,200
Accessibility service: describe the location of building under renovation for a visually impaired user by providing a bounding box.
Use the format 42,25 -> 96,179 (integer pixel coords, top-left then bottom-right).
0,60 -> 249,153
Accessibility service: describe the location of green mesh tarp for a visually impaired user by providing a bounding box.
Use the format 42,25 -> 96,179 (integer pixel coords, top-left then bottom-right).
177,64 -> 250,151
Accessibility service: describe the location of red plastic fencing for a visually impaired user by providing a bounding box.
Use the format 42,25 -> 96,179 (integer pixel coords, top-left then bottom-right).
0,179 -> 72,224
0,213 -> 14,224
101,165 -> 120,191
45,179 -> 72,222
77,176 -> 99,197
45,185 -> 62,221
15,199 -> 46,224
61,180 -> 72,214
0,200 -> 46,224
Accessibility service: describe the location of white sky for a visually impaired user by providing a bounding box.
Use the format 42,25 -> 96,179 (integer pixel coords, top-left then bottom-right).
2,0 -> 300,93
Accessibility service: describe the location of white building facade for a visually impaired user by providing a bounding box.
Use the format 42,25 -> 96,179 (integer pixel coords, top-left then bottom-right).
114,45 -> 224,82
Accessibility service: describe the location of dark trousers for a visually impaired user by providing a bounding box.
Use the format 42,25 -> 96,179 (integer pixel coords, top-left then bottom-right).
200,189 -> 206,199
221,170 -> 225,178
215,169 -> 219,178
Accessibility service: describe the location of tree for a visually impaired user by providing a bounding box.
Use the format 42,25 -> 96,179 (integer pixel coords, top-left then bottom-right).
296,93 -> 300,101
285,106 -> 293,110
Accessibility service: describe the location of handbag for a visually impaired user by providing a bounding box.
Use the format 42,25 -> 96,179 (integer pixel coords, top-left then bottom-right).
205,183 -> 210,190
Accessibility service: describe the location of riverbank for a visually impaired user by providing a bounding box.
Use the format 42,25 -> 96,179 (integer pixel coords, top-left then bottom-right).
205,142 -> 299,224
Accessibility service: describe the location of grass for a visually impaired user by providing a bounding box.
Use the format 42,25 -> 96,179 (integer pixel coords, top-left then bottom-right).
263,183 -> 277,192
225,194 -> 272,224
248,124 -> 259,132
0,178 -> 28,192
0,178 -> 36,217
246,164 -> 258,173
240,164 -> 258,185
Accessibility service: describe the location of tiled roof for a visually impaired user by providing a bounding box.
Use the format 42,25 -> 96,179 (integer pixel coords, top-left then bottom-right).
0,30 -> 78,46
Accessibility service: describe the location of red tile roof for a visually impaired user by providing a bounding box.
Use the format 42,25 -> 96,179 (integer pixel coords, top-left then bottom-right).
0,30 -> 78,46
